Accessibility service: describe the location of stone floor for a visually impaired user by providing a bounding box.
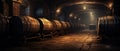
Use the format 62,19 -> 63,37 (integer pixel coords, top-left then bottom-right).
1,30 -> 120,51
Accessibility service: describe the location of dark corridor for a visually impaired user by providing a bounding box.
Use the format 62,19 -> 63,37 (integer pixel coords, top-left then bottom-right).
0,0 -> 120,51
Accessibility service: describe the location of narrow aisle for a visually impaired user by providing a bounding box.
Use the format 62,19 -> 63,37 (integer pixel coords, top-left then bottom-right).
2,30 -> 120,51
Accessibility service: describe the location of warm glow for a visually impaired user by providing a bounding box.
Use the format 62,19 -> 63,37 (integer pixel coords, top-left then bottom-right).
59,34 -> 96,43
56,8 -> 61,13
13,0 -> 23,4
90,12 -> 93,15
90,12 -> 94,19
109,3 -> 113,9
69,13 -> 73,18
83,5 -> 87,10
73,2 -> 105,6
85,37 -> 93,42
90,12 -> 94,18
90,12 -> 95,24
39,18 -> 53,30
74,16 -> 77,19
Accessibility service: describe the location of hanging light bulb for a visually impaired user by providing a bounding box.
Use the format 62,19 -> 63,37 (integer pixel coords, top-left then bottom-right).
83,5 -> 87,10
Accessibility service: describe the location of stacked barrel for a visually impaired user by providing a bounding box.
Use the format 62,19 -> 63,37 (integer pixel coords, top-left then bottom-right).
0,14 -> 10,45
0,15 -> 85,43
9,16 -> 76,39
37,18 -> 56,38
53,20 -> 63,31
0,14 -> 10,35
10,16 -> 40,36
97,16 -> 120,43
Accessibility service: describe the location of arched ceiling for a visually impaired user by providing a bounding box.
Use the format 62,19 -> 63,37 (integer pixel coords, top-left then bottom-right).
28,0 -> 113,8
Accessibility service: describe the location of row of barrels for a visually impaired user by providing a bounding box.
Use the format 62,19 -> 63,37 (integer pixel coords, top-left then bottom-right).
97,16 -> 120,43
0,15 -> 84,40
9,16 -> 72,37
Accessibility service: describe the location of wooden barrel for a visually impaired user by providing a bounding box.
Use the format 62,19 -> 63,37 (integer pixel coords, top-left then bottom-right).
53,20 -> 62,30
66,22 -> 71,29
38,18 -> 54,31
97,16 -> 120,40
97,16 -> 113,35
10,16 -> 40,35
0,15 -> 10,34
69,22 -> 75,29
78,24 -> 82,31
97,17 -> 104,35
60,21 -> 67,30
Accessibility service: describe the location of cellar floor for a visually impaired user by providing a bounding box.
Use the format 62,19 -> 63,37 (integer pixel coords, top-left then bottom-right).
1,30 -> 120,51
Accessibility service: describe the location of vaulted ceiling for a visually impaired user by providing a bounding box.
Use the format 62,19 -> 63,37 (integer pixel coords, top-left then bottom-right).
28,0 -> 113,8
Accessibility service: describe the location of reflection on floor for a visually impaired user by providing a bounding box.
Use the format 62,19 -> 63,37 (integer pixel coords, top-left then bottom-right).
1,30 -> 120,51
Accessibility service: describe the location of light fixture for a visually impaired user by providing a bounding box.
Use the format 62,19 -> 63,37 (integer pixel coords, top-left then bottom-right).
90,12 -> 93,16
69,13 -> 73,18
74,16 -> 77,19
56,8 -> 61,13
83,5 -> 87,10
108,3 -> 113,9
78,18 -> 80,20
